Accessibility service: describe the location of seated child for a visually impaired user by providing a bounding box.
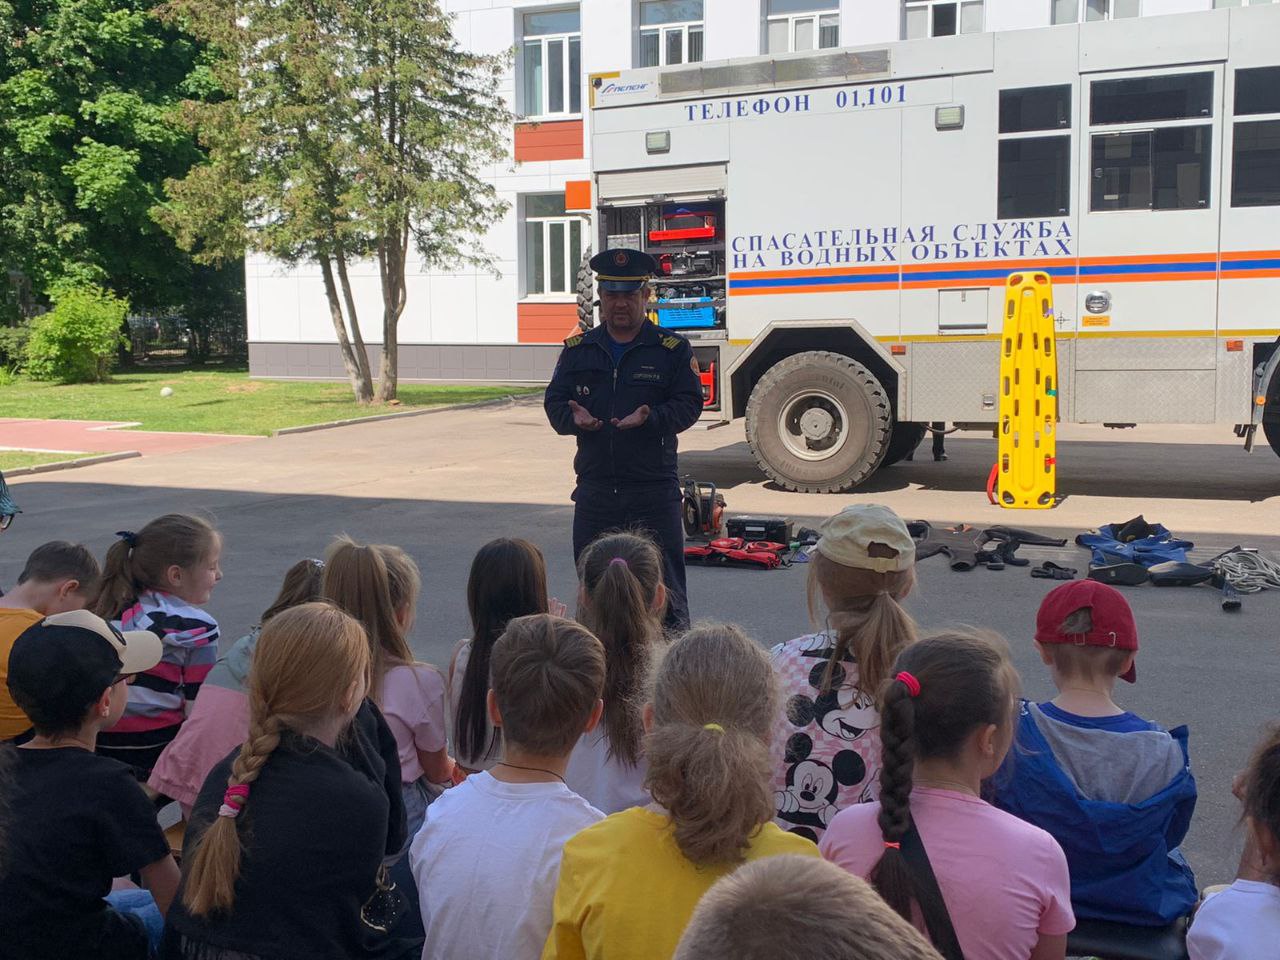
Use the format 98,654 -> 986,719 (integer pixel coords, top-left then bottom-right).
412,613 -> 606,958
673,855 -> 942,960
148,558 -> 325,814
94,515 -> 223,774
990,580 -> 1198,926
0,541 -> 101,741
161,602 -> 417,960
1187,726 -> 1280,959
543,623 -> 818,960
449,538 -> 555,774
0,610 -> 179,959
821,630 -> 1074,960
564,532 -> 667,814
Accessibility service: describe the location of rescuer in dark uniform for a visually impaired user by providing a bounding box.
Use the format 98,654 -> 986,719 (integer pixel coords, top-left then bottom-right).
544,248 -> 703,631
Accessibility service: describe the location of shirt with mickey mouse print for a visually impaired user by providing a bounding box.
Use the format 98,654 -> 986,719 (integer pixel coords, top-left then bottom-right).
768,632 -> 882,844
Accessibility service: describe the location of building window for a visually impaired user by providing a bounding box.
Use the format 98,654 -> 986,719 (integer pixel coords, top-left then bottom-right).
1088,72 -> 1213,212
524,195 -> 583,297
904,0 -> 983,39
521,9 -> 581,119
765,0 -> 839,54
1051,0 -> 1140,24
639,1 -> 704,67
1231,66 -> 1280,206
997,85 -> 1071,219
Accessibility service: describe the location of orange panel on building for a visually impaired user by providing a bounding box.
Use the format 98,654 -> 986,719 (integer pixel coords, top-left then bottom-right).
564,179 -> 592,211
517,302 -> 579,344
514,119 -> 584,162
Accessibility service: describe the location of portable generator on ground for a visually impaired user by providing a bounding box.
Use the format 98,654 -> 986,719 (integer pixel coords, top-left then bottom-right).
681,478 -> 726,541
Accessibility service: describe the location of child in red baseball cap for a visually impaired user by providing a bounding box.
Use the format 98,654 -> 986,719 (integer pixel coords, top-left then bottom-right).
990,580 -> 1199,928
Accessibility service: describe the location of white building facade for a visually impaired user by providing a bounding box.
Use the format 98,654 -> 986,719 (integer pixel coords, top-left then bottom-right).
246,0 -> 1277,383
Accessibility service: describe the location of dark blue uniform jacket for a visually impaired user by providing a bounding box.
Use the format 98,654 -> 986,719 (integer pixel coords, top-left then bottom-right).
544,322 -> 703,490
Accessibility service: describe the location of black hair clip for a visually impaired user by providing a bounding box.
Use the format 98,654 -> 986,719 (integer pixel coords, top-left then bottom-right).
115,530 -> 138,547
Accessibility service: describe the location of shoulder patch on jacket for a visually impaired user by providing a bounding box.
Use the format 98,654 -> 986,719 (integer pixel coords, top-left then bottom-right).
564,334 -> 583,348
661,335 -> 682,350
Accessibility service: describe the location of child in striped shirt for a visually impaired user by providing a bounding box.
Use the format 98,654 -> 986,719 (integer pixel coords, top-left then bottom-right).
93,514 -> 222,775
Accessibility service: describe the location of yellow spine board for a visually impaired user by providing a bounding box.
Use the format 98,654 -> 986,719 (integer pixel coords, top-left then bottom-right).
996,272 -> 1058,509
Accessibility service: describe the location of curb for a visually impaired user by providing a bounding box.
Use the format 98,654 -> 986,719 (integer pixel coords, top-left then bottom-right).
271,392 -> 542,437
4,451 -> 142,477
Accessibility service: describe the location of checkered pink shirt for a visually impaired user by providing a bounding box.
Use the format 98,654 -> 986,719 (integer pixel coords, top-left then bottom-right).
769,633 -> 883,845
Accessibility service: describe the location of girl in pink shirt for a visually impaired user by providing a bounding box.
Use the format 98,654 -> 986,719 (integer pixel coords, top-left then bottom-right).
323,538 -> 452,856
820,630 -> 1074,960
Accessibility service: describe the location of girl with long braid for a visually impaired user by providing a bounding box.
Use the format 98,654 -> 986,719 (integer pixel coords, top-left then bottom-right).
161,602 -> 418,960
820,631 -> 1075,960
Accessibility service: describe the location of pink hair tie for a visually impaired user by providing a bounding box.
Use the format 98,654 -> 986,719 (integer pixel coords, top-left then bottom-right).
217,784 -> 250,819
895,671 -> 922,698
609,557 -> 629,568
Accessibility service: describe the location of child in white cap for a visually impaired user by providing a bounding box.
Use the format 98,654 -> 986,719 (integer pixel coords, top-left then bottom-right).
768,504 -> 918,844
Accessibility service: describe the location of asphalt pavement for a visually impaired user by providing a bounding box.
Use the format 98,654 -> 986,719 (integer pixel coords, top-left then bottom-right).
3,394 -> 1278,884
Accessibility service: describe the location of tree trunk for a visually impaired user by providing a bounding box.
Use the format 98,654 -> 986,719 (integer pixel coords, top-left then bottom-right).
333,247 -> 376,394
376,226 -> 409,403
318,253 -> 374,403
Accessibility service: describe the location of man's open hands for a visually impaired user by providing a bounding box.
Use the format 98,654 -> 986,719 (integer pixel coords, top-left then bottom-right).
612,405 -> 651,430
568,400 -> 603,432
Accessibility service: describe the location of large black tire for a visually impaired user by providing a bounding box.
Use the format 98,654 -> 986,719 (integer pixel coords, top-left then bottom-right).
1264,402 -> 1280,458
881,422 -> 928,467
745,351 -> 892,493
575,248 -> 595,332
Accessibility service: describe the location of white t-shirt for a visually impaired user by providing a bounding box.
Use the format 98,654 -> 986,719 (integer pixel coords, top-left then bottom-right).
563,729 -> 649,815
409,771 -> 602,960
1188,879 -> 1280,960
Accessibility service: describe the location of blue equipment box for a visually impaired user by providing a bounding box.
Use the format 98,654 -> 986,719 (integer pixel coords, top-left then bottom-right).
655,297 -> 717,328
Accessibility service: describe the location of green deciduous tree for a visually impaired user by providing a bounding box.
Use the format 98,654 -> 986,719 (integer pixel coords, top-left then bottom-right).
0,0 -> 220,310
157,0 -> 510,403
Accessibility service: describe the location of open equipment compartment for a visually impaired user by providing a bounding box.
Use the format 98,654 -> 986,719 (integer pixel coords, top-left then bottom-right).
602,197 -> 727,334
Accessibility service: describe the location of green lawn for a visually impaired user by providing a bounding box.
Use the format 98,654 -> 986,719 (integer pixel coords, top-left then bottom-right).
0,450 -> 97,471
0,367 -> 539,436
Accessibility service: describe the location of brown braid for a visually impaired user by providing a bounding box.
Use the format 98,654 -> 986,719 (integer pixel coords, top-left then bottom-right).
869,679 -> 917,921
869,630 -> 1017,939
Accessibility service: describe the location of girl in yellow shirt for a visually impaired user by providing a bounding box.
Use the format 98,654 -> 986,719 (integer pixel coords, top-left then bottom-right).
542,623 -> 819,960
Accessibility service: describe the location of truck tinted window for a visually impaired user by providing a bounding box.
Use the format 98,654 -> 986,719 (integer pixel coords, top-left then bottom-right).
1232,119 -> 1280,207
999,85 -> 1071,134
1090,73 -> 1213,125
998,137 -> 1071,218
1090,126 -> 1212,211
1235,66 -> 1280,117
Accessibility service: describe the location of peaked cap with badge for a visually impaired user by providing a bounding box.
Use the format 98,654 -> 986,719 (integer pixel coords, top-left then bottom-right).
590,247 -> 658,292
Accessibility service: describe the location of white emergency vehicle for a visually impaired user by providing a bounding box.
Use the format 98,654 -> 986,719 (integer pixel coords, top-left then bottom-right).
582,4 -> 1280,492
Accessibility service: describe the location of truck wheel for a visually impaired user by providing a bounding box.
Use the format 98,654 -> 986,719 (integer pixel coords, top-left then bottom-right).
881,422 -> 928,467
745,351 -> 892,493
1264,403 -> 1280,458
575,248 -> 595,332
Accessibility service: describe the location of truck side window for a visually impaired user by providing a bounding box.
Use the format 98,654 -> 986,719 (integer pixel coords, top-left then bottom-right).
1088,73 -> 1213,212
997,84 -> 1071,219
1231,66 -> 1280,207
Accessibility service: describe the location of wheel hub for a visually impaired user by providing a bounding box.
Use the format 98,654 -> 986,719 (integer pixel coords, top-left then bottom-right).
799,407 -> 835,441
778,389 -> 849,462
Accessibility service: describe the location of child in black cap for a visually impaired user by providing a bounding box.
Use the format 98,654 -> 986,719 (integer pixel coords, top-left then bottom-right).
0,609 -> 179,959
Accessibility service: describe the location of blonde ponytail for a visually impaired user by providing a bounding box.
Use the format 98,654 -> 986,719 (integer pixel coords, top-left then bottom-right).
807,551 -> 917,697
644,622 -> 778,866
181,602 -> 370,916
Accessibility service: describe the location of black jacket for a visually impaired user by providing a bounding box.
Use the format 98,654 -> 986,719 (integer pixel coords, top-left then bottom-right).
545,322 -> 703,490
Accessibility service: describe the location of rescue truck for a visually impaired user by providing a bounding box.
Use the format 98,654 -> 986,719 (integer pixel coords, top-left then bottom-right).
579,4 -> 1280,493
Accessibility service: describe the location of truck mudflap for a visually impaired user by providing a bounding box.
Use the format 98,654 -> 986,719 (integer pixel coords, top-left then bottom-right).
1246,336 -> 1280,453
